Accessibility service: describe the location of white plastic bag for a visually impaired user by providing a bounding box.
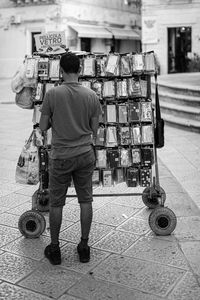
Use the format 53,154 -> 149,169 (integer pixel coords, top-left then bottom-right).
11,63 -> 25,93
15,87 -> 34,109
15,130 -> 39,185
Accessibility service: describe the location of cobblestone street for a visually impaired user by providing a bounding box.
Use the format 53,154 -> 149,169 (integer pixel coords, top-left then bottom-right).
1,0 -> 200,297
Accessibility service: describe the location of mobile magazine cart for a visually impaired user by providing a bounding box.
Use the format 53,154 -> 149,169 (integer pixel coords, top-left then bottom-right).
17,50 -> 177,238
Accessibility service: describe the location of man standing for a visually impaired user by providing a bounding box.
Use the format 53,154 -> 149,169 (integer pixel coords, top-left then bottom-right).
39,52 -> 101,265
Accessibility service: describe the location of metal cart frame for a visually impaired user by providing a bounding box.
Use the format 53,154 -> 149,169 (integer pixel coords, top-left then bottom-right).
18,51 -> 177,238
18,123 -> 177,238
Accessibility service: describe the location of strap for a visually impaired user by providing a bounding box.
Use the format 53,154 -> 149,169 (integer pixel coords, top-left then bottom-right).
26,130 -> 34,144
154,73 -> 161,120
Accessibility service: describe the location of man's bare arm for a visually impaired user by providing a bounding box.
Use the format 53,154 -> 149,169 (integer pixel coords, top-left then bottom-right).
39,115 -> 51,131
90,116 -> 99,139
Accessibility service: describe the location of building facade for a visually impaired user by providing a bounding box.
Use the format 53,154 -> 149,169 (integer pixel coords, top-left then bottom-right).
0,0 -> 141,78
142,0 -> 200,74
1,0 -> 198,77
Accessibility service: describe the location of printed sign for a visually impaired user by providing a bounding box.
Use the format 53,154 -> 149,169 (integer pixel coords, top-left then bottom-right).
142,17 -> 158,44
34,31 -> 66,54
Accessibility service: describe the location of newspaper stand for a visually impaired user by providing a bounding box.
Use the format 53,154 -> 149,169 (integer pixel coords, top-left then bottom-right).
18,50 -> 177,238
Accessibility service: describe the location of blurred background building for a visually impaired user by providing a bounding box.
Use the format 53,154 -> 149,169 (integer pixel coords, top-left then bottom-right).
0,0 -> 200,77
142,0 -> 200,74
0,0 -> 141,78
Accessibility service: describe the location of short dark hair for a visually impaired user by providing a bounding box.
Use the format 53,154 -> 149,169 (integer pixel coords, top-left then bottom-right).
60,53 -> 80,74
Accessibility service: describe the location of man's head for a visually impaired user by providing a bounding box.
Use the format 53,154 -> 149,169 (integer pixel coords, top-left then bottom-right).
60,53 -> 80,74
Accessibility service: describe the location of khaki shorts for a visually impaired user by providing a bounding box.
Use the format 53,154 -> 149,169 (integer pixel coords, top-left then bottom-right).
49,149 -> 95,207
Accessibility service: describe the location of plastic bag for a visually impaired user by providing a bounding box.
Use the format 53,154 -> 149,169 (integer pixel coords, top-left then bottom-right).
105,54 -> 120,76
15,87 -> 34,109
11,63 -> 25,93
15,130 -> 39,185
34,127 -> 43,147
23,56 -> 39,87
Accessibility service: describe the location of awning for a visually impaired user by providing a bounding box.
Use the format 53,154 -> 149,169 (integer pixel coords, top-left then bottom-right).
68,23 -> 140,40
68,23 -> 112,39
106,27 -> 140,40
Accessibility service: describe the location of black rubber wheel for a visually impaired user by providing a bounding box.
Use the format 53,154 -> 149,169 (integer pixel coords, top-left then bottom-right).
149,206 -> 177,236
142,186 -> 166,209
32,189 -> 49,212
18,210 -> 46,238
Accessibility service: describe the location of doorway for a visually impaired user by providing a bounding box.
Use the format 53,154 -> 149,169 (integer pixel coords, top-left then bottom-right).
168,27 -> 191,73
81,38 -> 91,52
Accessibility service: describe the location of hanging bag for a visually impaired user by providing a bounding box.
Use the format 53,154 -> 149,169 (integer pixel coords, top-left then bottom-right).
15,87 -> 34,109
11,63 -> 25,93
15,130 -> 39,185
154,74 -> 165,148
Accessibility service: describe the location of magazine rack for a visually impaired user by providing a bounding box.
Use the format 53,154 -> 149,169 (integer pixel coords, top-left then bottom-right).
18,50 -> 177,238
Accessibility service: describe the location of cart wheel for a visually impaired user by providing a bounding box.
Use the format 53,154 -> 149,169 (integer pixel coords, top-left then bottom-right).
32,189 -> 49,212
142,186 -> 166,209
149,207 -> 177,236
18,210 -> 46,238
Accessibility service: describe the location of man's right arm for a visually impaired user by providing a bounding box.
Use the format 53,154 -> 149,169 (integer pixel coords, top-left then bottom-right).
39,91 -> 52,132
39,114 -> 51,131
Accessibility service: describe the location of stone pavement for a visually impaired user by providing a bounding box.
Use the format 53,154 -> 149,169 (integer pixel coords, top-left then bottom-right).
0,100 -> 200,299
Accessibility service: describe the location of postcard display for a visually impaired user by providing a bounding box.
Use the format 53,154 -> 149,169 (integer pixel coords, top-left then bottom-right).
26,51 -> 156,188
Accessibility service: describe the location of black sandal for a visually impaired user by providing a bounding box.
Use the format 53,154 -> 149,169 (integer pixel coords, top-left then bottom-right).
44,244 -> 61,265
77,243 -> 90,263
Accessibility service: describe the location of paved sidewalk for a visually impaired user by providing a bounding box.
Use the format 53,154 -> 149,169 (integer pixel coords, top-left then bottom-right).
0,103 -> 200,299
158,125 -> 200,209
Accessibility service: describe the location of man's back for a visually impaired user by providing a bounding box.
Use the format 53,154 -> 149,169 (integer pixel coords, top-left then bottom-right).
40,52 -> 101,265
42,82 -> 100,158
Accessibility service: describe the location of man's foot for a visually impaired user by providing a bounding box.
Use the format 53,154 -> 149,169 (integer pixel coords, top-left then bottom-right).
44,244 -> 61,265
77,243 -> 90,263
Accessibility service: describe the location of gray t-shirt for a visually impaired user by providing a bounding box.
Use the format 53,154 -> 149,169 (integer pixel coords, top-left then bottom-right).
41,82 -> 101,159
